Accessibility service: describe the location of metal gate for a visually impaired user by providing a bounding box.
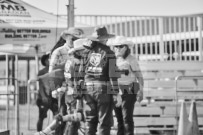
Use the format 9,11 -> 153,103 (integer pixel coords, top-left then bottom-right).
0,77 -> 19,135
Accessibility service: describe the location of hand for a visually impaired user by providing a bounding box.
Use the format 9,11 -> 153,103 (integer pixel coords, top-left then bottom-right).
51,90 -> 58,98
113,94 -> 122,107
68,48 -> 75,55
57,87 -> 66,93
34,131 -> 46,135
83,38 -> 93,48
137,90 -> 143,103
66,86 -> 74,95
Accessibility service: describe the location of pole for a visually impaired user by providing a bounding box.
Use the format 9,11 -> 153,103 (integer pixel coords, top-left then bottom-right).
15,55 -> 20,135
67,0 -> 75,28
6,54 -> 9,130
35,45 -> 39,75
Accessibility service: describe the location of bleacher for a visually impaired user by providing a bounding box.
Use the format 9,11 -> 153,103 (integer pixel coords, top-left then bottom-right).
113,61 -> 203,134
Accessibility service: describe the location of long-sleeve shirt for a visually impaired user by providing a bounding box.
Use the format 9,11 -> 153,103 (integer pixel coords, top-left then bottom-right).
49,44 -> 70,72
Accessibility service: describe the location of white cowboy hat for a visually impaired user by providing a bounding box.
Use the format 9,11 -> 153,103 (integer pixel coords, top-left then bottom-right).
61,27 -> 84,39
68,38 -> 86,54
107,36 -> 134,46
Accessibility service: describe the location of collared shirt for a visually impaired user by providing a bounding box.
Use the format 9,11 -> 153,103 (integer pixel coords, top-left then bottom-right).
49,43 -> 71,72
116,54 -> 143,86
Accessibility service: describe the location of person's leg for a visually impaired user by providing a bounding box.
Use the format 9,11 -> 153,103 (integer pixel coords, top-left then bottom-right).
66,97 -> 80,135
55,93 -> 67,135
97,93 -> 113,135
66,121 -> 80,135
121,94 -> 137,135
50,98 -> 59,116
37,105 -> 48,131
84,93 -> 98,135
114,106 -> 124,135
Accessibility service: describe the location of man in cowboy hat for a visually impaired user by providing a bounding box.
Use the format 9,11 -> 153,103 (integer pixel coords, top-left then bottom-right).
79,26 -> 122,135
36,52 -> 59,132
35,39 -> 88,135
49,27 -> 84,72
47,27 -> 84,135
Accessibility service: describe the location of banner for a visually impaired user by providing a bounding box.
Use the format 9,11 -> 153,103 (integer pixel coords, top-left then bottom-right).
0,0 -> 93,54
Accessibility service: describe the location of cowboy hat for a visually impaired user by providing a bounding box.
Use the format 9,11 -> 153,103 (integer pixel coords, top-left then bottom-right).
68,39 -> 87,54
61,27 -> 84,39
41,52 -> 50,66
87,26 -> 115,41
107,36 -> 134,46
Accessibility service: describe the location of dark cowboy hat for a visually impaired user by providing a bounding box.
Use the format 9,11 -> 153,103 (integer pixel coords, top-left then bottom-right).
87,26 -> 115,42
61,27 -> 84,39
41,52 -> 50,66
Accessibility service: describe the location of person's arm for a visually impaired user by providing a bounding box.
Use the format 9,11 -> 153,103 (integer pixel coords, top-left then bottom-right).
130,57 -> 144,102
49,50 -> 59,72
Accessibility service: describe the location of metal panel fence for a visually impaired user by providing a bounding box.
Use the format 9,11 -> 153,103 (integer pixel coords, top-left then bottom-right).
64,15 -> 203,62
0,78 -> 19,135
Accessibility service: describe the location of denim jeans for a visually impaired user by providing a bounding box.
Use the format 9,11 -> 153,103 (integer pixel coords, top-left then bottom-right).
114,94 -> 137,135
84,82 -> 114,135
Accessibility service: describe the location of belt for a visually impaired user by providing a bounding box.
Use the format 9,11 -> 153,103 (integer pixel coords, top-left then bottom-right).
85,81 -> 109,86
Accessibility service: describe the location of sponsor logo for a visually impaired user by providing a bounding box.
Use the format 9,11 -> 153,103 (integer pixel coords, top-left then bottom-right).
89,53 -> 101,66
0,0 -> 31,17
0,0 -> 18,4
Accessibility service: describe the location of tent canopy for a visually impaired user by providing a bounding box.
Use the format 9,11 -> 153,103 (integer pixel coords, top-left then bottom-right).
0,0 -> 93,56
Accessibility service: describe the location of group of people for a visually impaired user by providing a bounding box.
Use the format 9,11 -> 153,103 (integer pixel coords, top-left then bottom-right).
35,26 -> 144,135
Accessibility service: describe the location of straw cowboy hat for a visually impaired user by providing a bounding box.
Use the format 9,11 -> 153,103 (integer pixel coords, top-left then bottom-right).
68,39 -> 87,54
87,26 -> 115,41
107,36 -> 134,47
41,52 -> 50,66
61,27 -> 84,40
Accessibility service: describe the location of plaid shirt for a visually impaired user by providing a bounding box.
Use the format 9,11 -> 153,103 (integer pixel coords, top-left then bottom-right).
49,44 -> 71,72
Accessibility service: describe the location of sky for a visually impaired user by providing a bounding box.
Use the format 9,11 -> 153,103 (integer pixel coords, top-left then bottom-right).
22,0 -> 203,16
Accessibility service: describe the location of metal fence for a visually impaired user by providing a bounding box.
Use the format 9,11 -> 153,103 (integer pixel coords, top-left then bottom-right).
61,14 -> 203,62
0,78 -> 19,135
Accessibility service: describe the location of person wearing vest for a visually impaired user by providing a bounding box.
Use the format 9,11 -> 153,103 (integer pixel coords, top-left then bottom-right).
79,26 -> 122,135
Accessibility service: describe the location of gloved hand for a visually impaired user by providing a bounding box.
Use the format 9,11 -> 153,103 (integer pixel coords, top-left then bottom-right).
57,86 -> 66,93
51,90 -> 58,99
66,86 -> 74,95
113,94 -> 122,107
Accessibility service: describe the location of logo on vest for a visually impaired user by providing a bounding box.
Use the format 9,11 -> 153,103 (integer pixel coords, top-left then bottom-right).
90,53 -> 101,66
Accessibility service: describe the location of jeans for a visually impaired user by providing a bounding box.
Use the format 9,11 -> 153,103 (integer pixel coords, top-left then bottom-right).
114,94 -> 137,135
84,82 -> 114,135
55,93 -> 67,135
36,98 -> 58,131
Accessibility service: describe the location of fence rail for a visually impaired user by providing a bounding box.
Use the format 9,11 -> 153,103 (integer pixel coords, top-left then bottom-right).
0,78 -> 19,135
60,14 -> 203,62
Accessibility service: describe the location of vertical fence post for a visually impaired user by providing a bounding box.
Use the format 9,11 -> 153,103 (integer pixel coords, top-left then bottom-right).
94,16 -> 98,26
197,16 -> 203,61
27,80 -> 30,130
5,54 -> 9,130
15,55 -> 19,135
159,17 -> 165,61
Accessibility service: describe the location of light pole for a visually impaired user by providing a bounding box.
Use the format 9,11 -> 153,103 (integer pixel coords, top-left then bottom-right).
67,0 -> 75,28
